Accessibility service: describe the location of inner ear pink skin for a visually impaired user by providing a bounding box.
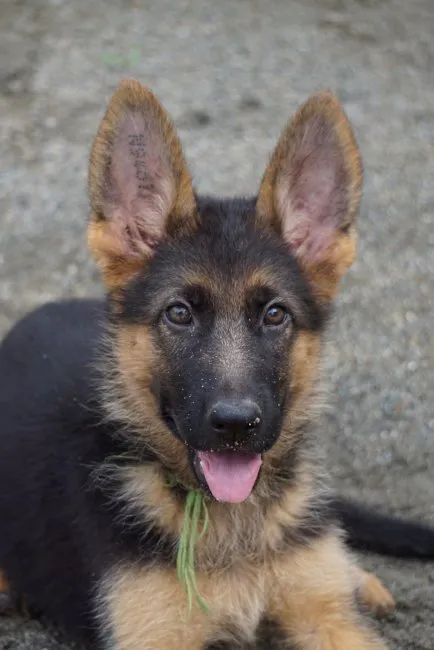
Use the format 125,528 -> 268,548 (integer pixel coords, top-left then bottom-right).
103,111 -> 175,259
277,180 -> 342,263
276,120 -> 349,263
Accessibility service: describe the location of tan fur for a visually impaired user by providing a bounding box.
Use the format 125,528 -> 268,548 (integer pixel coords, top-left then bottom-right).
100,322 -> 194,479
354,568 -> 396,617
289,331 -> 322,412
99,534 -> 387,650
118,458 -> 318,571
265,330 -> 323,470
268,534 -> 387,649
87,220 -> 146,292
256,91 -> 362,304
100,562 -> 265,650
304,231 -> 357,303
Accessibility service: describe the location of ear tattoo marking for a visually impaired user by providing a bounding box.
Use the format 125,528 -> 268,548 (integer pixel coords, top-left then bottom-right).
128,133 -> 148,189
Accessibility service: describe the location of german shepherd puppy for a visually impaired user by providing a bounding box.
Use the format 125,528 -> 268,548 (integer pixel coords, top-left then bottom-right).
1,80 -> 434,650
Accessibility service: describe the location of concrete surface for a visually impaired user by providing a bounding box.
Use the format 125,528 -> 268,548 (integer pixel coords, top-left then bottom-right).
0,0 -> 433,647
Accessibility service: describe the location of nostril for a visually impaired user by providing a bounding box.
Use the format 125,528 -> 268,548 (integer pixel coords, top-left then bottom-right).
209,399 -> 262,440
245,416 -> 261,431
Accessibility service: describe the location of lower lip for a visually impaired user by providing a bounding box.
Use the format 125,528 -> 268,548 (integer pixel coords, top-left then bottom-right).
193,452 -> 208,486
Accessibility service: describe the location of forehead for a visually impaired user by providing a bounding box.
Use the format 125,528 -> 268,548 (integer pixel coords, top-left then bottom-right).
160,197 -> 303,285
120,197 -> 327,330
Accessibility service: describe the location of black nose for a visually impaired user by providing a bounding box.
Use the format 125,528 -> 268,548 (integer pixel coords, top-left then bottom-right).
208,399 -> 262,445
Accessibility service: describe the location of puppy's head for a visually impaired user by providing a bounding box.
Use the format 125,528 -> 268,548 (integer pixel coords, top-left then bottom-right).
88,80 -> 361,503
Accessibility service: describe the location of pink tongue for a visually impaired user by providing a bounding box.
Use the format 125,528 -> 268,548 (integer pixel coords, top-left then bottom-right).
197,451 -> 262,503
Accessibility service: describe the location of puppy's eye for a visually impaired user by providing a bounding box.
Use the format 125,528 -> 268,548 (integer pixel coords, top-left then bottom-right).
262,304 -> 288,327
165,303 -> 193,327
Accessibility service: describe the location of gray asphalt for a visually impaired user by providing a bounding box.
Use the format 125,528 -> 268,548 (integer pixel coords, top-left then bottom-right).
0,0 -> 433,648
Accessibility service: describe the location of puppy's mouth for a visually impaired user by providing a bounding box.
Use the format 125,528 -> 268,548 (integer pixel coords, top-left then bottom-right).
160,400 -> 263,503
193,450 -> 262,504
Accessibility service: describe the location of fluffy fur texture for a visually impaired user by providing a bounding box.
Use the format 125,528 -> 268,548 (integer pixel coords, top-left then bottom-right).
1,80 -> 433,649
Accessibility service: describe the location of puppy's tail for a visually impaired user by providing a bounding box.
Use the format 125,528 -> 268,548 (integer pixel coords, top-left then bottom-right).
332,497 -> 434,559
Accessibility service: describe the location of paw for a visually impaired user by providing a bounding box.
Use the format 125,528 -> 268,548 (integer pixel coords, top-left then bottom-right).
358,571 -> 395,618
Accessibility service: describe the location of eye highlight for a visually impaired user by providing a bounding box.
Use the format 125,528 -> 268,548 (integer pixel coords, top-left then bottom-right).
262,303 -> 289,327
164,303 -> 193,327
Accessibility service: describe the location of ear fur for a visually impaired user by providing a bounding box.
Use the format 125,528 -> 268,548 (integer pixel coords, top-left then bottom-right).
257,91 -> 362,302
88,79 -> 197,290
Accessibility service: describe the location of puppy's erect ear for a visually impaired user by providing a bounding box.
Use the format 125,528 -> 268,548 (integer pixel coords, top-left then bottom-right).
257,92 -> 362,303
88,79 -> 196,289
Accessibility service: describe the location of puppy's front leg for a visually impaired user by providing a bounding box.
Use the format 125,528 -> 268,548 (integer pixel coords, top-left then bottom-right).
99,563 -> 264,650
268,534 -> 387,650
98,566 -> 210,650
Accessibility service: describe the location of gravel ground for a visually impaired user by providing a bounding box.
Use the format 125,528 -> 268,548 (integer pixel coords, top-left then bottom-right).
0,0 -> 433,648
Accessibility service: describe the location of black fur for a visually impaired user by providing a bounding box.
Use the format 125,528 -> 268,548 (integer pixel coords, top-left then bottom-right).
332,497 -> 434,559
0,300 -> 176,645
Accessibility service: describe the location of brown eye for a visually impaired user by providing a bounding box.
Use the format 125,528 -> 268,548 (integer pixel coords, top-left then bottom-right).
263,304 -> 288,327
165,303 -> 193,326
